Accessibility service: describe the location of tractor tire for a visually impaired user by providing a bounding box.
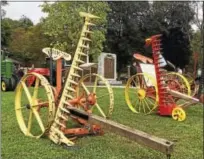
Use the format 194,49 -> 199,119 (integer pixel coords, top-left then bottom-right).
10,74 -> 19,91
1,78 -> 9,92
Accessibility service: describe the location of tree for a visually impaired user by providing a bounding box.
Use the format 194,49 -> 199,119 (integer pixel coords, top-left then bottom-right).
104,1 -> 151,73
162,27 -> 192,69
1,18 -> 21,30
8,23 -> 50,64
18,15 -> 34,30
1,19 -> 11,48
40,1 -> 110,61
1,1 -> 10,48
105,1 -> 195,73
151,2 -> 195,69
1,15 -> 34,49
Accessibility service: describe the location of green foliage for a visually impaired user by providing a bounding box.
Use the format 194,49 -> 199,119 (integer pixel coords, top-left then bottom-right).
41,1 -> 110,62
162,27 -> 192,69
190,31 -> 202,68
8,23 -> 50,63
191,31 -> 201,54
151,2 -> 194,32
1,1 -> 10,47
8,27 -> 35,61
1,19 -> 11,47
104,2 -> 151,72
18,15 -> 34,29
1,17 -> 34,49
2,18 -> 22,30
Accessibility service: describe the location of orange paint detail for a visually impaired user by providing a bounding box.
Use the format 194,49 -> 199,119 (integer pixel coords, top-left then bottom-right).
56,58 -> 62,96
133,53 -> 153,64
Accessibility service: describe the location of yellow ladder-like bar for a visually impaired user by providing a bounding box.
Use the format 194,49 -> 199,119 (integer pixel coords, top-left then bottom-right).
48,12 -> 99,146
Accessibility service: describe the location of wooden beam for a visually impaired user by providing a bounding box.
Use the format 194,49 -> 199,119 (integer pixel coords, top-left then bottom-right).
67,107 -> 174,156
167,88 -> 200,102
89,114 -> 174,155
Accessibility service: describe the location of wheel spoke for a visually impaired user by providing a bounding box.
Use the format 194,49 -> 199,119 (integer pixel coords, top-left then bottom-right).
140,76 -> 145,89
27,110 -> 33,135
21,81 -> 32,105
32,109 -> 45,132
95,103 -> 106,118
139,100 -> 142,112
129,88 -> 139,97
141,100 -> 146,113
146,89 -> 156,94
15,106 -> 27,110
138,99 -> 141,112
132,78 -> 137,87
146,97 -> 155,107
93,76 -> 98,93
96,93 -> 109,99
134,99 -> 139,111
33,77 -> 40,99
143,98 -> 151,111
81,82 -> 90,95
32,102 -> 49,107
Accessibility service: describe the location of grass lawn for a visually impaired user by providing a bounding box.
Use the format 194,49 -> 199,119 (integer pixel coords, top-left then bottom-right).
1,88 -> 203,159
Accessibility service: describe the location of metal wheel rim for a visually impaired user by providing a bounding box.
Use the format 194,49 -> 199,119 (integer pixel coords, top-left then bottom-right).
125,73 -> 158,114
15,73 -> 55,138
76,73 -> 114,118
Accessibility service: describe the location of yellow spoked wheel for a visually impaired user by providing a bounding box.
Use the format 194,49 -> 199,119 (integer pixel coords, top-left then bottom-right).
125,73 -> 158,114
183,73 -> 199,96
15,73 -> 55,138
166,72 -> 191,96
1,80 -> 7,92
172,107 -> 186,121
76,73 -> 114,118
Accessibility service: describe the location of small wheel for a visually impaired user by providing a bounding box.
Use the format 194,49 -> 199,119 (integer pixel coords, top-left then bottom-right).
166,72 -> 191,96
76,73 -> 114,118
15,72 -> 56,138
172,107 -> 186,121
1,79 -> 8,92
125,73 -> 158,114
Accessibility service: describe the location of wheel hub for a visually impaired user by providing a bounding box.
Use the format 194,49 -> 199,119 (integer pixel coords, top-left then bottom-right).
172,107 -> 186,121
87,93 -> 96,105
25,104 -> 31,109
137,89 -> 146,99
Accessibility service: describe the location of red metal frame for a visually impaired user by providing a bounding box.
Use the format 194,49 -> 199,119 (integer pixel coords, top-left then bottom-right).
147,34 -> 176,116
27,68 -> 50,86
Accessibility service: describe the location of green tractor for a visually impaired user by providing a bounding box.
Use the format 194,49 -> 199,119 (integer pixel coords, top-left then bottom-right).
1,50 -> 20,92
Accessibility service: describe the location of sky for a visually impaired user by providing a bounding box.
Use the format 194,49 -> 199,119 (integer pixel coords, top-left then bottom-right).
3,1 -> 203,30
4,2 -> 47,24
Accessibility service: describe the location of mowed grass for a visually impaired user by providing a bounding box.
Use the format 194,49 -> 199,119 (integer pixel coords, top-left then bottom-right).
1,88 -> 203,159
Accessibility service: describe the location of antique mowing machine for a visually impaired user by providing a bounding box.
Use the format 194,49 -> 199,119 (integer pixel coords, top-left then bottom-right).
15,12 -> 174,158
15,12 -> 114,145
125,34 -> 201,121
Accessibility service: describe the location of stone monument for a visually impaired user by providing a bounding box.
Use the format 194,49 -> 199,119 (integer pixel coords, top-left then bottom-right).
98,52 -> 122,85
